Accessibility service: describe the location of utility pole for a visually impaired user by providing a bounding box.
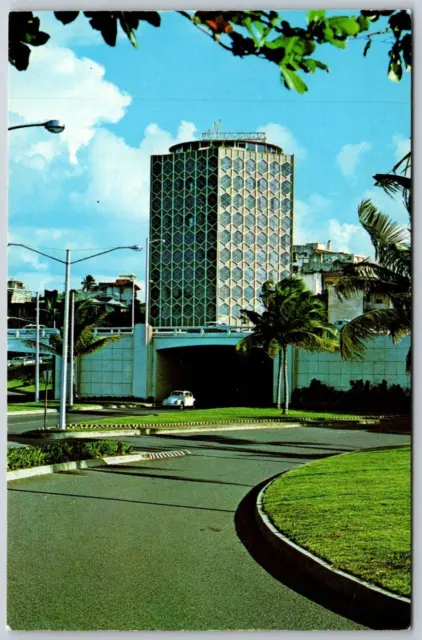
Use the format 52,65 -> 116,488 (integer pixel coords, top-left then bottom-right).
145,238 -> 150,345
132,280 -> 136,329
69,290 -> 75,407
35,293 -> 40,402
59,250 -> 71,430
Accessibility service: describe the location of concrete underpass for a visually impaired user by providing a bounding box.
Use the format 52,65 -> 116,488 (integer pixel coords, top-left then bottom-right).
155,345 -> 273,407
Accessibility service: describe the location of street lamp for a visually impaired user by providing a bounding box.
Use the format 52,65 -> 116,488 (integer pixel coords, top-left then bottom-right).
7,243 -> 142,430
8,119 -> 65,134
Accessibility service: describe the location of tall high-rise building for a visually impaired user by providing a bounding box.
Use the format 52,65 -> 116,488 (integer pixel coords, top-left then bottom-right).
149,131 -> 294,328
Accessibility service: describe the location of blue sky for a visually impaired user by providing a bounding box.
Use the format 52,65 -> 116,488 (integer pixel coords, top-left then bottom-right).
8,10 -> 411,297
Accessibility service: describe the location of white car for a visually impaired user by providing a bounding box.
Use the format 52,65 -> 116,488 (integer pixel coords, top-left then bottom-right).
23,324 -> 47,330
162,390 -> 196,410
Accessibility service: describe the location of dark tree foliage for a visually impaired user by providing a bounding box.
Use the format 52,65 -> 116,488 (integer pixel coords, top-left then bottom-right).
9,10 -> 411,93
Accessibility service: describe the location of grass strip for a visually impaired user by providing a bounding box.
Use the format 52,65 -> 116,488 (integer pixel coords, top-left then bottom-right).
263,445 -> 411,597
93,407 -> 371,426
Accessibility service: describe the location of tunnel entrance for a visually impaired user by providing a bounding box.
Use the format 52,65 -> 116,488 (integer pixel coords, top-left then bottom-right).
156,345 -> 273,408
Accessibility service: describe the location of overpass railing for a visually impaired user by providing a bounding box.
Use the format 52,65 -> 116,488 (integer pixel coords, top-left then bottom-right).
93,327 -> 134,336
7,328 -> 60,338
151,327 -> 252,337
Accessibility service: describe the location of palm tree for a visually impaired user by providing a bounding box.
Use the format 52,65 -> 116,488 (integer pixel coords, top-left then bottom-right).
335,199 -> 411,372
24,300 -> 120,403
373,150 -> 411,218
237,277 -> 339,414
81,274 -> 97,292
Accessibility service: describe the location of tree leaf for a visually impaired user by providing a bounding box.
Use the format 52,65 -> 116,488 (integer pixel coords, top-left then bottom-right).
118,14 -> 138,49
265,34 -> 286,50
84,12 -> 118,47
54,12 -> 80,25
27,31 -> 50,46
280,66 -> 308,93
9,42 -> 31,70
307,10 -> 325,24
329,16 -> 361,36
388,58 -> 402,82
139,11 -> 161,28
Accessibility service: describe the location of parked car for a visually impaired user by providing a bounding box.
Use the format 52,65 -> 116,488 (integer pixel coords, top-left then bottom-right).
10,356 -> 34,366
23,324 -> 47,330
205,322 -> 241,333
162,390 -> 195,410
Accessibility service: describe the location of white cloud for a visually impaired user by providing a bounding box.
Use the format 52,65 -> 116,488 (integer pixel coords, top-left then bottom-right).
293,194 -> 373,257
337,141 -> 371,178
293,192 -> 331,244
391,134 -> 411,162
257,123 -> 307,160
9,42 -> 131,164
74,120 -> 197,219
327,219 -> 369,255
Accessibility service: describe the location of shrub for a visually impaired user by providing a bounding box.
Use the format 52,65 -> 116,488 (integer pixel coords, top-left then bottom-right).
291,378 -> 410,413
7,439 -> 133,471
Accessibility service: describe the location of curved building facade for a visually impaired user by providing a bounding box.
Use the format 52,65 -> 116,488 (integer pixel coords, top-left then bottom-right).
149,136 -> 294,328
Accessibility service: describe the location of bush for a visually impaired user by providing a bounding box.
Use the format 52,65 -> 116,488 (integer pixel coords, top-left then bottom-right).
7,439 -> 133,471
291,378 -> 411,413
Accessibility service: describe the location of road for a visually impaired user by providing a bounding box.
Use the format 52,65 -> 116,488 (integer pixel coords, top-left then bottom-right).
7,425 -> 410,631
7,408 -> 165,436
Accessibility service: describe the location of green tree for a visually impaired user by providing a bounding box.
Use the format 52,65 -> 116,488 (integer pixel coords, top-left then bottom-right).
9,10 -> 411,92
24,299 -> 120,404
335,200 -> 411,372
237,277 -> 339,414
81,275 -> 97,292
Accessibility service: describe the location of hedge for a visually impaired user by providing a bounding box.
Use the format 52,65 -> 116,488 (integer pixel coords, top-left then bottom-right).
7,440 -> 133,471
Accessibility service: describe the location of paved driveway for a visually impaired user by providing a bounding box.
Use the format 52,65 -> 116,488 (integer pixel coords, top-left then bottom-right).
7,425 -> 410,631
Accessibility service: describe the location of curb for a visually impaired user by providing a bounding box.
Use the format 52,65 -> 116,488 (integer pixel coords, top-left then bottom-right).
255,477 -> 411,630
7,449 -> 191,482
36,415 -> 382,433
21,422 -> 304,440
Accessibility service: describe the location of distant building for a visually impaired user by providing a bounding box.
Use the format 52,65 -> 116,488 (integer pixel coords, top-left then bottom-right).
7,279 -> 32,304
292,241 -> 367,275
78,274 -> 140,312
292,242 -> 390,323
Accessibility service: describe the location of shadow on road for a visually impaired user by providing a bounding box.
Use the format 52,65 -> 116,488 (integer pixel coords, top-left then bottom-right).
234,479 -> 410,631
88,466 -> 253,488
8,487 -> 235,514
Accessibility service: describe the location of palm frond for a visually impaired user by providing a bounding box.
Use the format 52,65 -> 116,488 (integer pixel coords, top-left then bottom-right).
78,335 -> 121,358
340,309 -> 410,362
358,199 -> 410,254
22,339 -> 58,355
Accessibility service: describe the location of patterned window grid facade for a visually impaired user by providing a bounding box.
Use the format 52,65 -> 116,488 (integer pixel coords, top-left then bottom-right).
217,147 -> 293,326
149,142 -> 294,328
149,149 -> 218,327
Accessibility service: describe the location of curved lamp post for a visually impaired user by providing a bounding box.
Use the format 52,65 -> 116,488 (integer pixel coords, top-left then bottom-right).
7,243 -> 143,430
8,119 -> 65,133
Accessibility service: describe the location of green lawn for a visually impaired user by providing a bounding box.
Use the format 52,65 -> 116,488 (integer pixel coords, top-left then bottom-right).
263,445 -> 411,598
8,378 -> 52,395
86,407 -> 369,428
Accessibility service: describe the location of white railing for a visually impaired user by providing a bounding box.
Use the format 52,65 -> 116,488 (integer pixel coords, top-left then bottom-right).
152,326 -> 252,337
7,328 -> 59,338
93,327 -> 134,336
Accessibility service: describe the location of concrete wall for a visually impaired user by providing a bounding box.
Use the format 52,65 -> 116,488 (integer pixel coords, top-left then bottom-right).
294,335 -> 410,392
54,325 -> 148,399
327,285 -> 364,323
